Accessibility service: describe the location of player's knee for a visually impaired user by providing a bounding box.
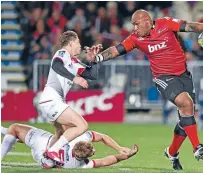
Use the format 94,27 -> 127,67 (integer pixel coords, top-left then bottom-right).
78,121 -> 88,134
179,97 -> 194,115
8,123 -> 18,131
8,123 -> 19,137
182,98 -> 193,109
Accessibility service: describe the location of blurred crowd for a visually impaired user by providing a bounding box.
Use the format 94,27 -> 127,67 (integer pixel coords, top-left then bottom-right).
15,1 -> 203,88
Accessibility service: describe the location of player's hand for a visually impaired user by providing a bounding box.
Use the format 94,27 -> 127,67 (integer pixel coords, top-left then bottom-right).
116,144 -> 139,162
84,44 -> 103,62
73,76 -> 88,89
118,147 -> 131,155
127,144 -> 139,158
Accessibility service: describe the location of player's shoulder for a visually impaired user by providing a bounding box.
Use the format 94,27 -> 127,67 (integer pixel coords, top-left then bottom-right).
54,48 -> 70,59
154,17 -> 173,28
156,17 -> 171,22
155,17 -> 182,23
155,17 -> 169,24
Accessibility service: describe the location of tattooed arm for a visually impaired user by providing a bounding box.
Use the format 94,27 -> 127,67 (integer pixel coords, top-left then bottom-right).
180,22 -> 203,33
95,35 -> 136,63
95,46 -> 120,62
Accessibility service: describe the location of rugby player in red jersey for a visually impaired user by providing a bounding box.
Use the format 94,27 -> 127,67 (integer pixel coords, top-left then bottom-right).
88,10 -> 203,170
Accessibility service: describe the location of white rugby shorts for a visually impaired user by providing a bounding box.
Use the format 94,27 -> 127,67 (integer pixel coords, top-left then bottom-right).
39,99 -> 69,121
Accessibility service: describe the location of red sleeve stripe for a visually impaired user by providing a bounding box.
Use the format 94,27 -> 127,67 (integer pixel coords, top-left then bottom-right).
71,57 -> 79,63
91,131 -> 96,142
54,57 -> 64,62
92,160 -> 96,168
78,68 -> 85,75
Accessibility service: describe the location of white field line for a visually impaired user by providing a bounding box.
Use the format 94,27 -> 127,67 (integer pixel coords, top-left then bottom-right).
2,152 -> 35,168
1,162 -> 134,171
1,162 -> 39,168
112,165 -> 133,172
117,168 -> 133,172
7,152 -> 31,156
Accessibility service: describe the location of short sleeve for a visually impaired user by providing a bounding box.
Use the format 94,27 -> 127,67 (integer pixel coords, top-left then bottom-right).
84,131 -> 95,142
163,17 -> 185,32
121,34 -> 137,52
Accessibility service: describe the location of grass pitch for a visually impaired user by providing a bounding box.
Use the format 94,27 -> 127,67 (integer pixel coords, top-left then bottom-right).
1,122 -> 203,173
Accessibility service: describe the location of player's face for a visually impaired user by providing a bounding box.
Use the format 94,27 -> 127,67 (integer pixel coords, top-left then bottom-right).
71,38 -> 81,57
132,17 -> 149,37
90,147 -> 96,157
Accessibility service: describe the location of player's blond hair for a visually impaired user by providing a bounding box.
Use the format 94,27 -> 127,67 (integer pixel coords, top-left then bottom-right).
59,30 -> 78,47
72,141 -> 95,159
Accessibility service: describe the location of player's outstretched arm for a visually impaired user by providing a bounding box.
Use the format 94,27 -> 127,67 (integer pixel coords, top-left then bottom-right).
91,131 -> 131,154
88,144 -> 139,168
86,45 -> 121,63
92,154 -> 128,168
95,46 -> 120,62
179,21 -> 203,33
185,22 -> 203,33
86,35 -> 136,63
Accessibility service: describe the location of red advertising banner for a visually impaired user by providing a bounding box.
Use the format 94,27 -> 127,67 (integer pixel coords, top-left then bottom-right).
1,91 -> 38,121
1,90 -> 124,123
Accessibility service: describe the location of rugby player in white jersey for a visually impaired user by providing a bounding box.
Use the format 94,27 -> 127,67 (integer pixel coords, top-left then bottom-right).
39,30 -> 102,164
1,124 -> 138,168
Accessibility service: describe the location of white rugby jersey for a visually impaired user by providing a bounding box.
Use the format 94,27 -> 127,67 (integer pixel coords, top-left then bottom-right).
59,131 -> 96,168
41,49 -> 85,100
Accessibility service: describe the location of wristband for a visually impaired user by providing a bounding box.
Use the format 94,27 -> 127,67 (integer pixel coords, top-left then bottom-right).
95,54 -> 104,62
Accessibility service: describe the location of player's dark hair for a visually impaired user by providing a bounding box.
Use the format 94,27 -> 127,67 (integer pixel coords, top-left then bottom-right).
72,141 -> 95,159
59,30 -> 78,47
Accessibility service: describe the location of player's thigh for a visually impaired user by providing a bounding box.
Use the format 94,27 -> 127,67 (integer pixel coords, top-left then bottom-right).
154,75 -> 184,104
56,106 -> 87,127
24,129 -> 52,163
179,71 -> 196,103
25,128 -> 52,149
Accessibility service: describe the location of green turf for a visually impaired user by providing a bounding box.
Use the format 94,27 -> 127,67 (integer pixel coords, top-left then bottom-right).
1,122 -> 203,173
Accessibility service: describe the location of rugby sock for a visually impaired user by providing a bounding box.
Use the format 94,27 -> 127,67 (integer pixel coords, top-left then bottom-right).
48,135 -> 69,152
1,126 -> 8,135
1,134 -> 17,160
180,116 -> 200,151
169,122 -> 187,156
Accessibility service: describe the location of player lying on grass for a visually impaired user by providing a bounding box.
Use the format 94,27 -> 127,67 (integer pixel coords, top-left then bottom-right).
1,124 -> 138,168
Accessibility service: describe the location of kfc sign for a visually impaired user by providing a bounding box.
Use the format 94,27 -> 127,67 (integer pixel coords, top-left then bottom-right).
66,90 -> 124,122
68,93 -> 115,116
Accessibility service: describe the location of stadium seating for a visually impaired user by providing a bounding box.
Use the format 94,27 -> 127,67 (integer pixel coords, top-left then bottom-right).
1,1 -> 27,91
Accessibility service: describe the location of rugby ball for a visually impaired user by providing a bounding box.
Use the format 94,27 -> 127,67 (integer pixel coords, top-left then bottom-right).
41,157 -> 55,168
198,32 -> 203,48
